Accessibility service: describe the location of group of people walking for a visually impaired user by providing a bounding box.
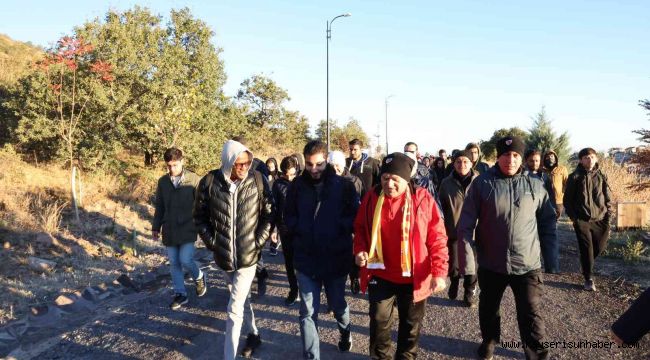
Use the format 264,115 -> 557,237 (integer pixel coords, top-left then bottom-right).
151,134 -> 648,360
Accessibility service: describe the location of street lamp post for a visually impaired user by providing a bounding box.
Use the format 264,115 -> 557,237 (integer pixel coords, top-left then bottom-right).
326,13 -> 351,152
385,95 -> 395,155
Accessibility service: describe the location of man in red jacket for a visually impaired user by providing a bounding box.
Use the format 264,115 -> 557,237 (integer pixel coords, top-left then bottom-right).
354,152 -> 449,359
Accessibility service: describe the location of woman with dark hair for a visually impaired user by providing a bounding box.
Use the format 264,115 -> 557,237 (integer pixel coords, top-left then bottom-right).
265,157 -> 279,184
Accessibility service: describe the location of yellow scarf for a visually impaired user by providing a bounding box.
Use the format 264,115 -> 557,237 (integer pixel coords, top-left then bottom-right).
367,190 -> 412,277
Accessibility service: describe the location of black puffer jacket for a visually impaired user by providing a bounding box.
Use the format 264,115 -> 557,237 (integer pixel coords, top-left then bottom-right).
193,169 -> 273,271
563,163 -> 612,222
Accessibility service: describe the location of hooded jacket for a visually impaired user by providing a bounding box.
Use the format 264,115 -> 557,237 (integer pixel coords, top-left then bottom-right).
153,169 -> 201,247
543,150 -> 568,205
193,140 -> 274,271
465,143 -> 490,174
346,153 -> 381,195
353,184 -> 449,303
563,163 -> 612,222
457,166 -> 557,275
271,176 -> 291,235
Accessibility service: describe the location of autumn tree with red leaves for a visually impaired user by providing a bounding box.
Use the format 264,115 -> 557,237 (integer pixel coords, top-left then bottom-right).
20,35 -> 114,221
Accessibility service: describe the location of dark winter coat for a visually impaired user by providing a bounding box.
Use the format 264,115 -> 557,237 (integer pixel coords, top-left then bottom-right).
439,170 -> 479,242
345,153 -> 380,195
457,166 -> 557,275
152,170 -> 201,247
563,163 -> 612,222
271,176 -> 291,235
284,166 -> 359,280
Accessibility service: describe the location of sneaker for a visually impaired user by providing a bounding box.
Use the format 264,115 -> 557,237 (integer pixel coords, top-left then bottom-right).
350,277 -> 360,295
477,340 -> 495,360
269,247 -> 278,256
170,294 -> 188,310
338,328 -> 352,352
584,278 -> 596,291
448,277 -> 459,300
241,333 -> 261,358
463,291 -> 478,308
257,268 -> 269,297
285,290 -> 298,306
195,273 -> 207,297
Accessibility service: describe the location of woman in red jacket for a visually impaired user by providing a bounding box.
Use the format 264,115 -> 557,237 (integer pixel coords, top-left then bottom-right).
354,152 -> 449,359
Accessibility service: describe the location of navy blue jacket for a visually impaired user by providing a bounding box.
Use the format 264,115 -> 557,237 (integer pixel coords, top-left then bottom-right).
284,166 -> 359,280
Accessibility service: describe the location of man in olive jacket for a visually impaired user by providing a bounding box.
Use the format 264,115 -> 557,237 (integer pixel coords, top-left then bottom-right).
563,147 -> 612,292
458,136 -> 557,360
193,139 -> 274,360
152,148 -> 206,311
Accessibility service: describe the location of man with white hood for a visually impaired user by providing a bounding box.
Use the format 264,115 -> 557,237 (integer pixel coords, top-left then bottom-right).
193,139 -> 274,359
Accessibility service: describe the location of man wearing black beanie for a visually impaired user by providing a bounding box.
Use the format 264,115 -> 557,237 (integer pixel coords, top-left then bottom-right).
458,136 -> 557,360
354,152 -> 449,359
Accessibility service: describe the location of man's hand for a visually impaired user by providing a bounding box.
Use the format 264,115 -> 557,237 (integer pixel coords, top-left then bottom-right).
611,330 -> 624,346
152,231 -> 160,241
431,277 -> 446,293
355,251 -> 368,267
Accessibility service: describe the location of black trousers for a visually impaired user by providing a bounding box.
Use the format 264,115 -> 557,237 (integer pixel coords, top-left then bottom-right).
478,268 -> 548,360
448,239 -> 478,292
368,277 -> 425,360
573,219 -> 610,280
279,231 -> 298,293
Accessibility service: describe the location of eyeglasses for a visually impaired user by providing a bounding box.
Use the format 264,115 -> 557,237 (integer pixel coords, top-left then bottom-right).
233,161 -> 252,169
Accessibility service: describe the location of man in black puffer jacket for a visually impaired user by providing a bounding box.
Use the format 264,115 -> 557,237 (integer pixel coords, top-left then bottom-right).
193,139 -> 273,360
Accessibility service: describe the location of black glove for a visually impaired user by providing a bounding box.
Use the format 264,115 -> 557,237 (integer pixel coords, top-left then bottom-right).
199,229 -> 216,250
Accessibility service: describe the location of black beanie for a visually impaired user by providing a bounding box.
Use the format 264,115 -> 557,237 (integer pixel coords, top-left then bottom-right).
381,152 -> 415,182
496,136 -> 526,158
578,147 -> 597,159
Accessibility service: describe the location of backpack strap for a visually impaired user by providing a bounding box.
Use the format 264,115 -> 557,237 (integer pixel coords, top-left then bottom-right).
253,170 -> 264,211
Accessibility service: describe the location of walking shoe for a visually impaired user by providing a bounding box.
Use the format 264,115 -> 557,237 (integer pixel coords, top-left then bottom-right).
257,268 -> 269,297
195,273 -> 207,297
338,328 -> 352,352
170,294 -> 188,310
584,278 -> 597,291
350,277 -> 360,295
241,333 -> 261,358
463,291 -> 478,308
285,290 -> 298,306
477,340 -> 495,360
269,246 -> 278,256
448,277 -> 459,300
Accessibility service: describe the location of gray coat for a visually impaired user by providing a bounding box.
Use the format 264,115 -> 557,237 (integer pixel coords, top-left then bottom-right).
457,166 -> 557,275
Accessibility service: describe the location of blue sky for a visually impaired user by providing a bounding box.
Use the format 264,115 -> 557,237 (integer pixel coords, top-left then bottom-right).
2,0 -> 649,154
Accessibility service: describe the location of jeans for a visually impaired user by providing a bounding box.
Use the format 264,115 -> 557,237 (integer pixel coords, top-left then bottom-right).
223,265 -> 258,360
368,277 -> 425,360
478,268 -> 548,360
166,242 -> 201,296
296,271 -> 350,359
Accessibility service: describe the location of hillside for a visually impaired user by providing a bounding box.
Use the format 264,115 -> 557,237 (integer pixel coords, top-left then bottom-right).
0,33 -> 43,86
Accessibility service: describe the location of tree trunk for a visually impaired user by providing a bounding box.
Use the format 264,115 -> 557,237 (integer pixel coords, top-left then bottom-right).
144,151 -> 154,167
71,165 -> 80,223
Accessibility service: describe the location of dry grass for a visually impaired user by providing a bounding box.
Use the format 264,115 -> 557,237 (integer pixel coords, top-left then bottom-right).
599,158 -> 650,203
0,148 -> 166,325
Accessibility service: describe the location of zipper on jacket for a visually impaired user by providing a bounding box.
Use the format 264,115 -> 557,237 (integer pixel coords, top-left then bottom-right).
231,182 -> 239,270
508,178 -> 514,274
